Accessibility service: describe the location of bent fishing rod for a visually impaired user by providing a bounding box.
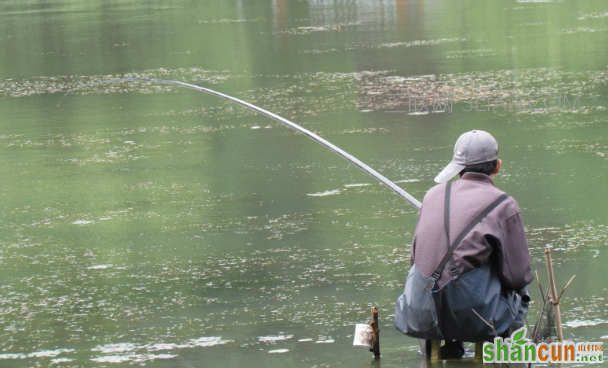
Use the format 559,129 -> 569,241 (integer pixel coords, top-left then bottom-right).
58,78 -> 422,210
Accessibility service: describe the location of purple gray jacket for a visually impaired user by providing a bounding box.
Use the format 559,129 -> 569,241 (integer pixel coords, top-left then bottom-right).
411,172 -> 534,290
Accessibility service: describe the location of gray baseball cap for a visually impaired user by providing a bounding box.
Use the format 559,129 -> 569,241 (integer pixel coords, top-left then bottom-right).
434,130 -> 499,183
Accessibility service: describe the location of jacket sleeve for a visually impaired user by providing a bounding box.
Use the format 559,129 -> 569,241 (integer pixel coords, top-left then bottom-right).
495,211 -> 534,290
410,205 -> 423,266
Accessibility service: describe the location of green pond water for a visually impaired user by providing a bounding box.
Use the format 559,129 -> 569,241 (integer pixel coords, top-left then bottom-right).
1,0 -> 607,367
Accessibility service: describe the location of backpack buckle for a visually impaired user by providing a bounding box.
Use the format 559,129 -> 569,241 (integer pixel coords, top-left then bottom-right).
450,267 -> 459,278
450,268 -> 462,288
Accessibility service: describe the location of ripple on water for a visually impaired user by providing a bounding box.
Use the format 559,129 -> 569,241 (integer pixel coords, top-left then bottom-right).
258,334 -> 294,343
307,189 -> 341,197
89,337 -> 233,363
87,264 -> 112,270
268,349 -> 289,353
72,219 -> 94,225
91,354 -> 177,364
577,11 -> 608,20
0,349 -> 74,361
344,183 -> 371,187
564,319 -> 608,328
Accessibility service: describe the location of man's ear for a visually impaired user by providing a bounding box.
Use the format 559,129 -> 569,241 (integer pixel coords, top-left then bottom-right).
494,159 -> 502,175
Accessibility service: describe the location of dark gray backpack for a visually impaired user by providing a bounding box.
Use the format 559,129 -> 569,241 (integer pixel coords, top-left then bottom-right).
394,182 -> 521,341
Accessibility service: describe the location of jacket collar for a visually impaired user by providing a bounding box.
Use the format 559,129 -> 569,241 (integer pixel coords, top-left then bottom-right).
459,172 -> 495,186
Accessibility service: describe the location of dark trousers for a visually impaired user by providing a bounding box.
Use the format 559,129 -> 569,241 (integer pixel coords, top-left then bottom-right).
500,286 -> 530,338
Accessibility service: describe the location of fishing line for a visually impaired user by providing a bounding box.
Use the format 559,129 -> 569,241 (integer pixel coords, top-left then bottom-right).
58,78 -> 422,210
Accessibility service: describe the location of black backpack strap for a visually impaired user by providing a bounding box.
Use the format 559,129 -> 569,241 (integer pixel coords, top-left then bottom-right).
426,191 -> 510,290
443,183 -> 459,281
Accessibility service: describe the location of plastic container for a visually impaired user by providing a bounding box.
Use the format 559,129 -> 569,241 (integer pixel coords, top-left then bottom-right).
353,323 -> 373,348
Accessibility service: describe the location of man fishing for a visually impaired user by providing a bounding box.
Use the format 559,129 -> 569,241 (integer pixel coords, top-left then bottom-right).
395,130 -> 534,358
61,79 -> 534,359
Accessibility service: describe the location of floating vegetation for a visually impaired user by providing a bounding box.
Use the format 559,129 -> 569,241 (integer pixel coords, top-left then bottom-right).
273,26 -> 340,35
358,68 -> 607,114
446,47 -> 517,59
379,38 -> 466,49
5,66 -> 605,126
152,5 -> 185,10
299,37 -> 466,54
0,69 -> 391,126
270,21 -> 370,35
199,17 -> 265,24
0,206 -> 604,364
0,68 -> 240,98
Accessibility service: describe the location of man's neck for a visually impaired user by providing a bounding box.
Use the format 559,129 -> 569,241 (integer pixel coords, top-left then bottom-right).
459,172 -> 495,186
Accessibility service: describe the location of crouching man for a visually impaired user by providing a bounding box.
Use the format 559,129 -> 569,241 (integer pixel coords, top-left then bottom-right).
395,130 -> 534,358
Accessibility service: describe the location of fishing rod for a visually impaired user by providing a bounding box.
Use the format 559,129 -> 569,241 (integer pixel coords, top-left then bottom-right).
58,78 -> 422,210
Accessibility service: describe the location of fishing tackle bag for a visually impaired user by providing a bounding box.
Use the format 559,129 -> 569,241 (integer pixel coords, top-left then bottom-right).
394,183 -> 522,342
